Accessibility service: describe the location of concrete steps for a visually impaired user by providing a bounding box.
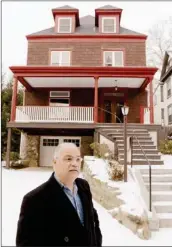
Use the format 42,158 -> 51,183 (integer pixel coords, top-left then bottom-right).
139,167 -> 172,228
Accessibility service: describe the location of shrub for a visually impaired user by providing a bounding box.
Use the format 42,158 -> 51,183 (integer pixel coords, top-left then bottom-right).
159,140 -> 172,154
90,142 -> 113,159
107,160 -> 124,181
2,151 -> 19,161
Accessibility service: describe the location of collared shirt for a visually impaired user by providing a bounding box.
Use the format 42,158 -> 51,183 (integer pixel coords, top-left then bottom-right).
54,173 -> 84,226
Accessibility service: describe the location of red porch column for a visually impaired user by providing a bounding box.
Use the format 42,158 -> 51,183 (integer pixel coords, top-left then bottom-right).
10,76 -> 18,121
149,77 -> 154,124
94,76 -> 99,123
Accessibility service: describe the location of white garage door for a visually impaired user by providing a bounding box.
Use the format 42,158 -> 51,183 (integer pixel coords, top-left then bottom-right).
40,136 -> 81,167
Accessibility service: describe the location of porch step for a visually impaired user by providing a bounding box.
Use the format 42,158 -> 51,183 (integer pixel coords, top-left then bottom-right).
142,174 -> 172,182
113,136 -> 151,140
118,144 -> 157,149
117,140 -> 154,145
118,149 -> 159,154
145,182 -> 172,191
153,202 -> 172,213
157,213 -> 172,227
152,191 -> 172,201
120,154 -> 161,160
120,159 -> 163,165
139,168 -> 172,175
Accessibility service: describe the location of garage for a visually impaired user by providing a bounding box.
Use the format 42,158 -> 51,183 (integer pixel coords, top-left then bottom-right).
39,136 -> 81,167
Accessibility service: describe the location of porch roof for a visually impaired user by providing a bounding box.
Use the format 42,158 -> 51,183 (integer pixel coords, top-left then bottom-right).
10,65 -> 158,91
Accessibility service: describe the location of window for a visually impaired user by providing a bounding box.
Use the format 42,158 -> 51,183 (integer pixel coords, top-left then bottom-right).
58,17 -> 72,33
168,104 -> 172,124
103,51 -> 123,66
49,91 -> 70,106
160,85 -> 164,102
161,108 -> 164,120
63,139 -> 80,147
43,139 -> 59,146
102,17 -> 116,33
50,51 -> 70,66
154,94 -> 157,105
167,78 -> 171,98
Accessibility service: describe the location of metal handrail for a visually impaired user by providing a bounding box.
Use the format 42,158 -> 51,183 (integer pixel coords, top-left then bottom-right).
130,133 -> 152,212
97,106 -> 152,211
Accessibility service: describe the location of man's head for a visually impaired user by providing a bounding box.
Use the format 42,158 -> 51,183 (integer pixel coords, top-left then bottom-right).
53,142 -> 82,182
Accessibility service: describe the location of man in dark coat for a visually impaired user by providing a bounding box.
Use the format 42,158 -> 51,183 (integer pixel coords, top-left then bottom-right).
16,143 -> 102,246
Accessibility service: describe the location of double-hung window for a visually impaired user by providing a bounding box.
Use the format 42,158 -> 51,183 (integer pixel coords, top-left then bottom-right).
168,104 -> 172,124
103,51 -> 124,66
167,78 -> 171,98
58,17 -> 72,33
50,51 -> 70,66
102,17 -> 116,33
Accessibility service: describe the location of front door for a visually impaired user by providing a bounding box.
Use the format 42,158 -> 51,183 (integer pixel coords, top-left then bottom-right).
104,99 -> 124,123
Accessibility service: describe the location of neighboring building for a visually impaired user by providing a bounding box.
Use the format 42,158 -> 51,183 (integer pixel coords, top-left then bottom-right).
153,52 -> 172,126
7,5 -> 158,167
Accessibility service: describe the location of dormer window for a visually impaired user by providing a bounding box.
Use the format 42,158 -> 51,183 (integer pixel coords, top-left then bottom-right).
102,17 -> 116,33
103,51 -> 124,66
58,17 -> 72,33
50,51 -> 71,66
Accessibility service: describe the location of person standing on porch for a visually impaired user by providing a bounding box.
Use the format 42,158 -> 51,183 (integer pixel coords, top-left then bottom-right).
16,143 -> 102,246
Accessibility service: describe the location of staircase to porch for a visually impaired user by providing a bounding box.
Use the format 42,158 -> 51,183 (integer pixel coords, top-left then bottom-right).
96,123 -> 164,166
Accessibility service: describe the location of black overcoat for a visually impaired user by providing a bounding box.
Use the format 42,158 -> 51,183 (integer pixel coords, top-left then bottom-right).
16,173 -> 102,246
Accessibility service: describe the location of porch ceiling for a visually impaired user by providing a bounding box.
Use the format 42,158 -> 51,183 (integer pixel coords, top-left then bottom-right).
9,65 -> 158,90
24,77 -> 145,88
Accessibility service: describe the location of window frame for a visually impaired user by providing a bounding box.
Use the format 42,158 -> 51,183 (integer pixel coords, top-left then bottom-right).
168,104 -> 172,125
102,17 -> 117,33
58,17 -> 72,33
50,50 -> 71,66
160,85 -> 164,102
103,50 -> 124,67
167,78 -> 171,99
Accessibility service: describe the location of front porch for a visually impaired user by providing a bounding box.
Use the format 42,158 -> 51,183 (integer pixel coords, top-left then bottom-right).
9,66 -> 157,125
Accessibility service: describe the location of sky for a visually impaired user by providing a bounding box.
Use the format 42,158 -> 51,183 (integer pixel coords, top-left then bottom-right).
2,1 -> 172,78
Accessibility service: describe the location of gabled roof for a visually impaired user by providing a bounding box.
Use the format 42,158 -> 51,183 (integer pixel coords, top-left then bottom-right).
52,5 -> 78,10
27,15 -> 146,37
96,5 -> 122,10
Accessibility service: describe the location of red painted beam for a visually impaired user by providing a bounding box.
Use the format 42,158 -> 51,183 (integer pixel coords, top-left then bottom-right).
94,77 -> 99,123
10,76 -> 18,121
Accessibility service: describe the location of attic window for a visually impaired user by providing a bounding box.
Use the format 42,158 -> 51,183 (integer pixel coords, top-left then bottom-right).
58,17 -> 72,33
102,17 -> 116,33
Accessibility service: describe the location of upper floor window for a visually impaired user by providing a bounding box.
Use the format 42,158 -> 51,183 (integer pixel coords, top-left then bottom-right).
58,17 -> 72,33
167,77 -> 171,98
168,104 -> 172,124
103,51 -> 124,66
102,17 -> 116,33
160,85 -> 164,102
50,51 -> 70,66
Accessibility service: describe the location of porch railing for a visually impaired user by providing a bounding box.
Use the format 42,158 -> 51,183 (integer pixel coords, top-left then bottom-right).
140,106 -> 150,124
16,106 -> 94,123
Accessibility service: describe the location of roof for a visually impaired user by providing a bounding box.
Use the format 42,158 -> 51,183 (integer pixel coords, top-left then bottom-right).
161,66 -> 172,82
27,15 -> 145,37
52,5 -> 78,10
95,5 -> 122,10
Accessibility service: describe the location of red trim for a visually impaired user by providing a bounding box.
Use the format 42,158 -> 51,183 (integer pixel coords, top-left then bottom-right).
26,34 -> 147,40
94,77 -> 98,123
149,78 -> 154,123
51,10 -> 79,26
18,77 -> 33,92
95,9 -> 123,26
139,77 -> 150,92
11,77 -> 18,121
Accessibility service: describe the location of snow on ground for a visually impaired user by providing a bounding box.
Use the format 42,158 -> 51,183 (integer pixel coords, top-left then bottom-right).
2,155 -> 172,246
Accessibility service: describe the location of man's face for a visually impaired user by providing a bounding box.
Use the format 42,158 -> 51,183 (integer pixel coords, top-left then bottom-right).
54,146 -> 82,180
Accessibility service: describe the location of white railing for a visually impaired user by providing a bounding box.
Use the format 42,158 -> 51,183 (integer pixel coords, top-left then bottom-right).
143,107 -> 150,124
15,106 -> 94,123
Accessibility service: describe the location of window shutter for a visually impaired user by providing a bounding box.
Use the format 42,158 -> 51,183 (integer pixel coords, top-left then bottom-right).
59,18 -> 71,33
51,51 -> 60,65
114,51 -> 123,66
61,51 -> 70,66
104,51 -> 113,66
103,18 -> 116,33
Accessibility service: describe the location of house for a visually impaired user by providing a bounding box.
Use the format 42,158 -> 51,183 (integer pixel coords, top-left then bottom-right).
153,51 -> 172,126
7,4 -> 162,167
